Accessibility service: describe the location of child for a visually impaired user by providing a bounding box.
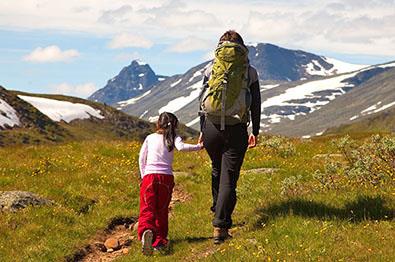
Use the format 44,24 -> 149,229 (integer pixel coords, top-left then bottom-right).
138,112 -> 203,255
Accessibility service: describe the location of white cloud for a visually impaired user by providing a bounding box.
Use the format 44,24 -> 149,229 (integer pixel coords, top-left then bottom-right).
1,1 -> 395,59
108,33 -> 153,49
98,5 -> 134,24
167,36 -> 213,53
51,82 -> 97,98
23,45 -> 79,63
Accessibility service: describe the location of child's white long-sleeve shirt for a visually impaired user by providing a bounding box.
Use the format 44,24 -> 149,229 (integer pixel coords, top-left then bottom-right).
138,133 -> 202,178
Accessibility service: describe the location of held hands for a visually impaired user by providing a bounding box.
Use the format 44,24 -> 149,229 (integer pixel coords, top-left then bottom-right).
248,134 -> 257,148
197,132 -> 204,149
196,132 -> 255,149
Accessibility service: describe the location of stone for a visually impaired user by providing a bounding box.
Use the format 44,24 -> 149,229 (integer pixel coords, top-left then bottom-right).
94,242 -> 107,252
0,191 -> 52,212
122,248 -> 129,254
132,222 -> 139,232
104,238 -> 120,250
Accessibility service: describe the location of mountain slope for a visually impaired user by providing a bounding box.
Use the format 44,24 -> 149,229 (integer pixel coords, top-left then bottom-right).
120,60 -> 393,137
118,61 -> 210,126
88,60 -> 167,105
92,43 -> 366,109
0,86 -> 197,146
248,43 -> 366,81
325,106 -> 395,135
266,64 -> 395,137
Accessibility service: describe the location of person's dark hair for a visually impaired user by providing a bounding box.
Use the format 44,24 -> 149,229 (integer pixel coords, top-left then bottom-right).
219,30 -> 245,47
157,112 -> 179,152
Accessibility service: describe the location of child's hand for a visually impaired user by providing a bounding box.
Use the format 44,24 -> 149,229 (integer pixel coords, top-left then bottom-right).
198,132 -> 204,149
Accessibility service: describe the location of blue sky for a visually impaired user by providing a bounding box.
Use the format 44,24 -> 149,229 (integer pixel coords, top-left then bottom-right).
1,0 -> 394,98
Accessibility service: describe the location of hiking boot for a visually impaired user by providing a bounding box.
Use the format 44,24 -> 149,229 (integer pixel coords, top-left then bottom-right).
213,227 -> 232,244
153,241 -> 170,254
141,230 -> 153,256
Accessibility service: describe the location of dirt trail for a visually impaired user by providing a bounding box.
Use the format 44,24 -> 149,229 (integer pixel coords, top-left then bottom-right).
67,186 -> 191,262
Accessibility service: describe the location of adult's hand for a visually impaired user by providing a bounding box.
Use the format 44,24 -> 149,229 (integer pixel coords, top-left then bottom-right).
248,134 -> 257,148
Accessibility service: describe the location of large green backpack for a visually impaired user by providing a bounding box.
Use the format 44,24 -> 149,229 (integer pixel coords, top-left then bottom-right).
201,41 -> 251,130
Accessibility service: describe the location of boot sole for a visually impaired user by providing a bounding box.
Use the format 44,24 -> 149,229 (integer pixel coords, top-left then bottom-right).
141,230 -> 153,256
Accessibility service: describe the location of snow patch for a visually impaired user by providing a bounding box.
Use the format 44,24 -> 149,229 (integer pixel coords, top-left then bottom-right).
376,62 -> 395,69
138,73 -> 144,77
188,70 -> 203,82
158,77 -> 165,81
139,110 -> 148,118
148,116 -> 159,123
138,83 -> 143,90
323,57 -> 368,74
136,59 -> 147,66
261,84 -> 280,90
361,101 -> 395,116
247,42 -> 259,47
361,101 -> 382,114
0,98 -> 20,128
159,81 -> 201,114
117,90 -> 151,107
170,79 -> 182,87
304,60 -> 329,76
18,95 -> 104,123
349,115 -> 359,121
260,70 -> 359,124
186,116 -> 200,127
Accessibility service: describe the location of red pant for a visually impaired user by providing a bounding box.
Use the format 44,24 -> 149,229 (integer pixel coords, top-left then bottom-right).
138,174 -> 174,247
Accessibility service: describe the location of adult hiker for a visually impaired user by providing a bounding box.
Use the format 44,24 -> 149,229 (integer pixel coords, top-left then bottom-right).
198,30 -> 261,244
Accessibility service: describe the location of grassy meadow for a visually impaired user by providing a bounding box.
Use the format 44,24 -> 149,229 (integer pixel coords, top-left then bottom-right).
0,134 -> 394,261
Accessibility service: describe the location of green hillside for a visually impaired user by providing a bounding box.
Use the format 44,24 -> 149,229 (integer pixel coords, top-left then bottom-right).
0,87 -> 197,146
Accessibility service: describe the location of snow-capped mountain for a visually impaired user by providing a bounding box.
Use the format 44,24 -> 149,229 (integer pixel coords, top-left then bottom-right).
88,60 -> 167,105
267,63 -> 395,137
92,43 -> 366,108
248,43 -> 367,81
118,61 -> 210,126
117,43 -> 372,133
260,61 -> 395,136
120,60 -> 395,137
87,43 -> 395,137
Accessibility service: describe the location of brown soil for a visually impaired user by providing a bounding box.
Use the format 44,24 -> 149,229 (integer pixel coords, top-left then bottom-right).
66,185 -> 191,262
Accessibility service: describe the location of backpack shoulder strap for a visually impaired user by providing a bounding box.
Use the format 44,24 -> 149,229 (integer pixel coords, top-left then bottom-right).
248,66 -> 259,87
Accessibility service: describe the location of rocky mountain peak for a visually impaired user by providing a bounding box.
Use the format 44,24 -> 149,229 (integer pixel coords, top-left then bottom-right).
88,60 -> 164,105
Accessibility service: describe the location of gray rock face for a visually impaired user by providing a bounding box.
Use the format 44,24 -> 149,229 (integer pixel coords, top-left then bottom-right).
88,60 -> 166,105
0,191 -> 52,212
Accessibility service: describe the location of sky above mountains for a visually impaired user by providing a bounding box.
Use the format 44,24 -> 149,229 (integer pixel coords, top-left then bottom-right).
1,0 -> 394,98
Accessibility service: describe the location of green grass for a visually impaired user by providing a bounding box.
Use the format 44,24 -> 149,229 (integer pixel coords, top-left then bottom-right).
0,135 -> 394,261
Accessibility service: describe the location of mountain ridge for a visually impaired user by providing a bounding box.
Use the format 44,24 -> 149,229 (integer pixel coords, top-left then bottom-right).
88,60 -> 167,105
0,86 -> 197,146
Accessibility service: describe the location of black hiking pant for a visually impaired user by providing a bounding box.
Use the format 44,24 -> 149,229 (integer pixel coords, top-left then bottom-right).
202,119 -> 248,229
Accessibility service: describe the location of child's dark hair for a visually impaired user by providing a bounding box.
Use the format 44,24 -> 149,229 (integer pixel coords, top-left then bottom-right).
157,112 -> 179,152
